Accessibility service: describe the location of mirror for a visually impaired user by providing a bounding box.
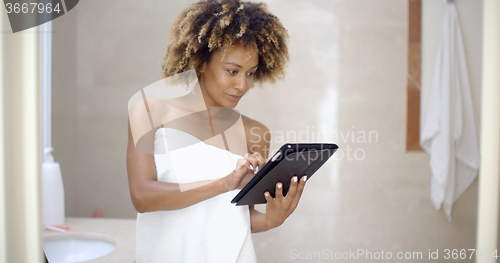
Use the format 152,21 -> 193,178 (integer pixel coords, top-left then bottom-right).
49,0 -> 483,261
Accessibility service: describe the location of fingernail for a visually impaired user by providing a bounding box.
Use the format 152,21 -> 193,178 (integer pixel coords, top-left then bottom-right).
302,176 -> 307,182
277,183 -> 282,188
265,192 -> 269,196
249,164 -> 254,170
293,176 -> 297,183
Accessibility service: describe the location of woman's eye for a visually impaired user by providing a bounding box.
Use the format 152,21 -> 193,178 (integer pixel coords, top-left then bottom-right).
247,71 -> 256,76
227,70 -> 237,74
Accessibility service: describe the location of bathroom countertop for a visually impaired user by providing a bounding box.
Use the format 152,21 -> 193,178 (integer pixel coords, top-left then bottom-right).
43,217 -> 136,263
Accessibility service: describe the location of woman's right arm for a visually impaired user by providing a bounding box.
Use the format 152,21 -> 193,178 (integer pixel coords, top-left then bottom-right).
126,119 -> 259,213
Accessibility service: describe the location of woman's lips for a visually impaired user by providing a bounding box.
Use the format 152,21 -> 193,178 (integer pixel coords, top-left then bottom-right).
226,94 -> 242,102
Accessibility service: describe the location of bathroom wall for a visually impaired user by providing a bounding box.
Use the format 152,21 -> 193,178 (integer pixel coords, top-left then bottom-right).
238,0 -> 481,262
52,0 -> 482,262
52,6 -> 78,219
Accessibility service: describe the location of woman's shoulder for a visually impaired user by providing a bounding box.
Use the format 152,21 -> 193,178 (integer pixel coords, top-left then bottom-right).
241,115 -> 269,135
129,98 -> 166,121
129,98 -> 174,128
241,115 -> 271,157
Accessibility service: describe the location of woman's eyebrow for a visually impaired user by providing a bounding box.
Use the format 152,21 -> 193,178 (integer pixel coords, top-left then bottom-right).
225,62 -> 258,69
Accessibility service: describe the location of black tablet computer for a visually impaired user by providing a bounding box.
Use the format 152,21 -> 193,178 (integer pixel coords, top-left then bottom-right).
231,143 -> 338,206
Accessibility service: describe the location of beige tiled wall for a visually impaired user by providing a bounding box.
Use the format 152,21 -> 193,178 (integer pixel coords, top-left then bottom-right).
52,0 -> 480,262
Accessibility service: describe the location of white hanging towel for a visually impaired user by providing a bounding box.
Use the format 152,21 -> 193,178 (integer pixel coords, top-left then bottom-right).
420,2 -> 480,221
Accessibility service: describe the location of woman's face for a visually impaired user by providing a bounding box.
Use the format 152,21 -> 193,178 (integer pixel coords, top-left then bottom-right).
199,45 -> 259,108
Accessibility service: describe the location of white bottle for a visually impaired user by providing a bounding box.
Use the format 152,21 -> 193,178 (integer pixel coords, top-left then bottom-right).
42,147 -> 65,225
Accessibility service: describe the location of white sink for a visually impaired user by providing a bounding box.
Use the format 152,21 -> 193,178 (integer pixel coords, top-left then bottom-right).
44,234 -> 116,263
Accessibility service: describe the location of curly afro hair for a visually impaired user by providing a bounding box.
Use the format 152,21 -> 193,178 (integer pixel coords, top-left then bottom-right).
160,0 -> 289,84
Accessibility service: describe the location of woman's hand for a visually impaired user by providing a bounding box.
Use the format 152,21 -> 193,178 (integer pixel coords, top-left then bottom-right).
263,175 -> 307,228
223,152 -> 266,191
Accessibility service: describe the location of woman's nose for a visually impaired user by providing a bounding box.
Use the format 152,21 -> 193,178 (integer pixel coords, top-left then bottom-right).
234,74 -> 248,92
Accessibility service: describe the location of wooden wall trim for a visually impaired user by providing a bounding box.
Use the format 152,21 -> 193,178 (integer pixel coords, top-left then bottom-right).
406,0 -> 423,151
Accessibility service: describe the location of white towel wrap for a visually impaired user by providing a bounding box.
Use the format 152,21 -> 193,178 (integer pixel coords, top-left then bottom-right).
136,128 -> 257,263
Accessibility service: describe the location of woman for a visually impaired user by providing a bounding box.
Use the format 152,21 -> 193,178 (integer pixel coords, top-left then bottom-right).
127,0 -> 307,262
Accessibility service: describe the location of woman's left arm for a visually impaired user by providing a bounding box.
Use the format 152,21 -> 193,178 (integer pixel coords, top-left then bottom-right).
242,116 -> 307,233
